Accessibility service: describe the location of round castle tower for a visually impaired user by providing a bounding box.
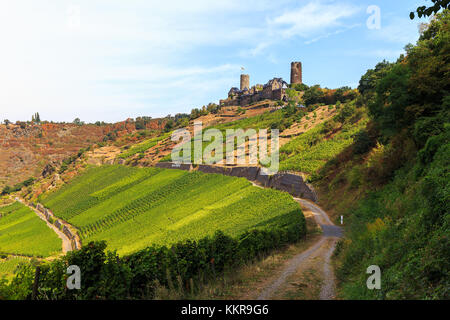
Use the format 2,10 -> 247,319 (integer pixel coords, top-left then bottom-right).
290,62 -> 302,85
240,74 -> 250,91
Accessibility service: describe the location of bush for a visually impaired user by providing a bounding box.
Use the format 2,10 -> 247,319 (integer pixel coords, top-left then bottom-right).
353,130 -> 375,155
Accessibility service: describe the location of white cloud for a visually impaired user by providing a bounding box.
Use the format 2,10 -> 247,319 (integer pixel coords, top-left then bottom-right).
269,1 -> 361,38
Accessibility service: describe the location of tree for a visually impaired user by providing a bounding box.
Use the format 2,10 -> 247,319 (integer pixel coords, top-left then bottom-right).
410,0 -> 450,19
31,112 -> 41,123
164,119 -> 175,132
3,119 -> 10,125
1,185 -> 12,195
369,10 -> 450,140
303,85 -> 324,106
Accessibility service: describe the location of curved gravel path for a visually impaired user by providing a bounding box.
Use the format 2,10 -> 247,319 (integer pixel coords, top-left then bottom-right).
257,198 -> 342,300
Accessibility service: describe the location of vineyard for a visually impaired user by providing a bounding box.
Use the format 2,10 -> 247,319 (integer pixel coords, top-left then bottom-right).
279,118 -> 368,173
0,202 -> 61,257
41,165 -> 304,255
279,104 -> 368,173
159,109 -> 288,163
0,257 -> 29,280
118,132 -> 171,159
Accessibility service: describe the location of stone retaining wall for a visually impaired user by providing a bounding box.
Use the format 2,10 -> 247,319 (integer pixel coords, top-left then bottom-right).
54,220 -> 62,229
156,162 -> 317,202
155,162 -> 193,171
29,201 -> 81,250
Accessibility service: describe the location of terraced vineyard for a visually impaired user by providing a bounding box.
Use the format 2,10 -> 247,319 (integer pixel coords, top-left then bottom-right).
42,165 -> 304,255
118,132 -> 171,159
0,202 -> 61,257
279,115 -> 368,173
160,108 -> 290,163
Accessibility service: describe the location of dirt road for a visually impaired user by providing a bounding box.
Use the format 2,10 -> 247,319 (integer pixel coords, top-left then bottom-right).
256,198 -> 342,300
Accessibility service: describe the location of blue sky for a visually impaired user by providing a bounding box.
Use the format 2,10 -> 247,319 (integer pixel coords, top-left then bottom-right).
0,0 -> 428,123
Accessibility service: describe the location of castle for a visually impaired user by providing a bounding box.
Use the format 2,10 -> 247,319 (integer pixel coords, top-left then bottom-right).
220,62 -> 302,107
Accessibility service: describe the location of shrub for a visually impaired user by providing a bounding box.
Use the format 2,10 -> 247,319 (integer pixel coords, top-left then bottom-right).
353,130 -> 375,155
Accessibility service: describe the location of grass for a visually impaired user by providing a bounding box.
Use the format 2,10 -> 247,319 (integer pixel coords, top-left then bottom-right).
0,202 -> 61,257
41,165 -> 304,256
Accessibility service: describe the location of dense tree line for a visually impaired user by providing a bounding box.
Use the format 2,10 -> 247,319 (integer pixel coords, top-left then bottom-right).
324,10 -> 449,299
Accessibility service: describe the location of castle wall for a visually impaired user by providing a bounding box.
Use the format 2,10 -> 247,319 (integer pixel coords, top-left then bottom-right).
261,86 -> 273,100
240,74 -> 250,91
272,88 -> 284,100
290,62 -> 302,85
240,95 -> 252,106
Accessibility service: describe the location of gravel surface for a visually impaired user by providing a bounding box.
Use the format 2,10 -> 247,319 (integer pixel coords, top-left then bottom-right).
257,198 -> 342,300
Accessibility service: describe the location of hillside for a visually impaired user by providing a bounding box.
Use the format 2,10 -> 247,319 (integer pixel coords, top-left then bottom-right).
0,118 -> 165,191
314,11 -> 450,299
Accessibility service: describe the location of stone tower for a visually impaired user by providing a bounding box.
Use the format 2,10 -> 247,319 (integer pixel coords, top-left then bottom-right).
290,62 -> 302,85
240,74 -> 250,91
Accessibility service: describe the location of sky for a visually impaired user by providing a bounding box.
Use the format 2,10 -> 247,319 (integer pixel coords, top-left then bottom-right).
0,0 -> 428,123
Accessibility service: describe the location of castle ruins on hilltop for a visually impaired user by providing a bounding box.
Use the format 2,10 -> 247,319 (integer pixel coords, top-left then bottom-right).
220,62 -> 302,107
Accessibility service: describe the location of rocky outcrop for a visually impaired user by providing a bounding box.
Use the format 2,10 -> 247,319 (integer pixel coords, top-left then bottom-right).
42,161 -> 58,178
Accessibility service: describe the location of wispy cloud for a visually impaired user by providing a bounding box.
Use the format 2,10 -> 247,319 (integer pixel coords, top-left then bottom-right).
239,1 -> 361,57
304,23 -> 362,44
269,1 -> 361,38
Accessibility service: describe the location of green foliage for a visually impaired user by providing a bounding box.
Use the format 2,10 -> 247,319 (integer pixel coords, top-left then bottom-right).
0,202 -> 61,257
1,177 -> 36,195
352,130 -> 375,155
303,85 -> 324,106
410,0 -> 449,19
134,116 -> 153,130
331,11 -> 450,300
31,112 -> 41,123
290,83 -> 309,91
366,11 -> 450,140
